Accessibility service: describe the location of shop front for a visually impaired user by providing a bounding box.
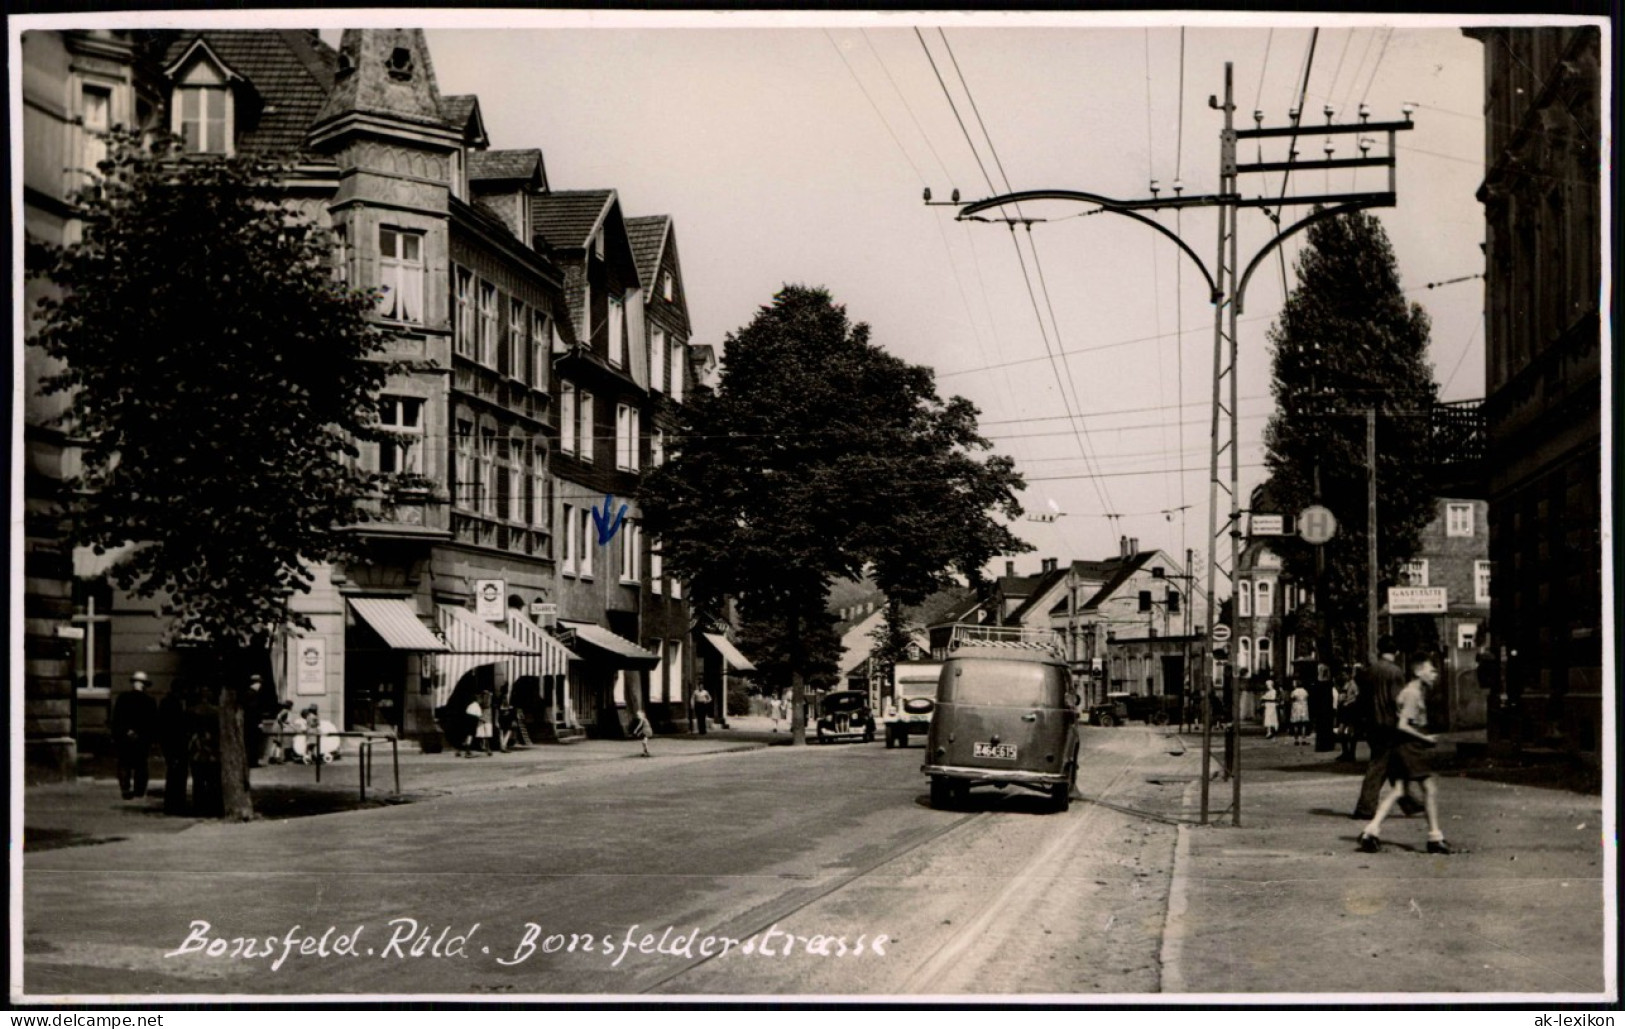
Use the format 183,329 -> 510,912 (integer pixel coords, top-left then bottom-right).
557,620 -> 661,738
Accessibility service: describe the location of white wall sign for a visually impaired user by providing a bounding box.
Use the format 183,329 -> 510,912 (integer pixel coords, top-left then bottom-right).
475,579 -> 506,621
1250,514 -> 1284,536
295,637 -> 327,696
1388,586 -> 1448,614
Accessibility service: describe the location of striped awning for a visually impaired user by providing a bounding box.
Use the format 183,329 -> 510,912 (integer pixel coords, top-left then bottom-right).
504,611 -> 578,682
702,632 -> 756,672
434,606 -> 530,707
349,598 -> 449,651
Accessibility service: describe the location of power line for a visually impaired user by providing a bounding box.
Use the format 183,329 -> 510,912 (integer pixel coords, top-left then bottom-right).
913,27 -> 994,193
861,28 -> 956,186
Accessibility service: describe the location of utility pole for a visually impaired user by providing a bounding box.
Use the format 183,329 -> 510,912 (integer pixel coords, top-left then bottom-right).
1367,407 -> 1379,663
934,62 -> 1415,828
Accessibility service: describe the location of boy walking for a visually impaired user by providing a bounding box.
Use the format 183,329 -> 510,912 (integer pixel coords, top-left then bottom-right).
1358,656 -> 1456,855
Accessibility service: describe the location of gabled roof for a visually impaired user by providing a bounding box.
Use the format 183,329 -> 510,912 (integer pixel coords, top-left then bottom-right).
162,30 -> 338,159
1006,566 -> 1069,623
531,189 -> 615,251
469,148 -> 545,187
996,572 -> 1049,601
1082,551 -> 1159,611
625,215 -> 670,288
438,94 -> 489,148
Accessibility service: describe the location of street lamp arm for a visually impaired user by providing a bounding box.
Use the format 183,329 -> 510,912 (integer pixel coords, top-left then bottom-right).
1234,197 -> 1391,313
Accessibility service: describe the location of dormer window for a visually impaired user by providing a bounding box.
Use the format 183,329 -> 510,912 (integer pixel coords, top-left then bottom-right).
176,83 -> 229,153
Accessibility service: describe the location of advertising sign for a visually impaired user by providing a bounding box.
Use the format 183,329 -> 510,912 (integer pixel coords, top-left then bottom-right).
1388,586 -> 1448,614
1210,623 -> 1232,643
1250,514 -> 1284,536
295,636 -> 326,696
475,579 -> 506,621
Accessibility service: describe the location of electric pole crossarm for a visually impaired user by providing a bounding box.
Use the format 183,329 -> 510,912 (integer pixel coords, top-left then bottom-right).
1234,198 -> 1393,311
1232,191 -> 1396,209
1236,156 -> 1394,174
1235,119 -> 1414,140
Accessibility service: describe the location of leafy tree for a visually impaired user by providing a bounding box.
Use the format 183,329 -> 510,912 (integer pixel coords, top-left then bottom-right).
29,130 -> 394,818
1262,211 -> 1438,663
639,285 -> 1029,743
735,606 -> 842,699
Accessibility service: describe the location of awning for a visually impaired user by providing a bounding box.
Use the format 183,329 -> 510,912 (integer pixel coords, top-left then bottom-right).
349,598 -> 450,652
558,620 -> 661,669
504,611 -> 579,681
702,632 -> 756,672
434,605 -> 538,706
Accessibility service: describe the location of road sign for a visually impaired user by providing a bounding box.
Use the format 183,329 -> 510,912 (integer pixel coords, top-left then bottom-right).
1210,623 -> 1232,643
1299,504 -> 1337,545
1388,586 -> 1448,614
1250,514 -> 1284,536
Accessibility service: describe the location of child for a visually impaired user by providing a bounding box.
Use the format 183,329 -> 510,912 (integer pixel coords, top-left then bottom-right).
630,707 -> 654,757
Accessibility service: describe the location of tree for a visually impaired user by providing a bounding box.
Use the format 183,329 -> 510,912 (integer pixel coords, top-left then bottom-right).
735,606 -> 842,699
1262,211 -> 1438,663
639,285 -> 1029,743
29,130 -> 394,818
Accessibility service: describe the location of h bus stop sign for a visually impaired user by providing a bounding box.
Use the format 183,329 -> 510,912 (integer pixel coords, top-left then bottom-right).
1299,504 -> 1337,545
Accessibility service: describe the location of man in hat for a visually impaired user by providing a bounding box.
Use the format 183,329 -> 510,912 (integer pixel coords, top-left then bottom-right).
111,671 -> 159,799
240,673 -> 278,768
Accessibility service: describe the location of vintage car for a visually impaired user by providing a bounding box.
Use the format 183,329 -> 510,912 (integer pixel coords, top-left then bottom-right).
1088,691 -> 1182,727
815,690 -> 877,744
884,661 -> 941,748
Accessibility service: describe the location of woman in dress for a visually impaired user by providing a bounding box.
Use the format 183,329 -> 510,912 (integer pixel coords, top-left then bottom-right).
1289,681 -> 1311,745
1260,679 -> 1281,740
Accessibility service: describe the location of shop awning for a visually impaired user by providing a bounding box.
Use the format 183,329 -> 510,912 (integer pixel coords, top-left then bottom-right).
703,632 -> 756,672
558,620 -> 661,669
434,605 -> 538,706
504,611 -> 579,681
349,598 -> 449,651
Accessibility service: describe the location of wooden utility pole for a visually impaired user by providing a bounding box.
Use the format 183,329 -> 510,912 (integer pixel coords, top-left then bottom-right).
1367,407 -> 1379,662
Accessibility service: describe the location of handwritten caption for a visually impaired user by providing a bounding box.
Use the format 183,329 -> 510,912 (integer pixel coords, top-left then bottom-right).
165,918 -> 889,971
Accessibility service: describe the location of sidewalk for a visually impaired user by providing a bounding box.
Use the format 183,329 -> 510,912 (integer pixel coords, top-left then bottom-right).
24,731 -> 765,853
1160,732 -> 1609,997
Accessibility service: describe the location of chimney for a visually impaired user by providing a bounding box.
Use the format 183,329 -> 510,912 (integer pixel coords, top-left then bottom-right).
1129,537 -> 1139,556
1042,557 -> 1057,574
1120,536 -> 1129,559
1005,560 -> 1015,577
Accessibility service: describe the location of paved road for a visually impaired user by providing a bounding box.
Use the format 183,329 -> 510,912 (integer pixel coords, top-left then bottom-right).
24,727 -> 1195,999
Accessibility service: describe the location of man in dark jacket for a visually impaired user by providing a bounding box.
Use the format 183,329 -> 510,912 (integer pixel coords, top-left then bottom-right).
240,674 -> 278,768
1353,636 -> 1423,819
111,671 -> 159,799
157,682 -> 192,814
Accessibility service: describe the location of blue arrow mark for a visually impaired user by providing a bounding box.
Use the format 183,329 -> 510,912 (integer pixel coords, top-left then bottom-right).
592,494 -> 629,546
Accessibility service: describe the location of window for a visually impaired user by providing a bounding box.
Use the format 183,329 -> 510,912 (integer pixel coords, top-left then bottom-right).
1254,580 -> 1273,616
1238,581 -> 1253,618
1168,589 -> 1180,614
508,299 -> 526,379
507,438 -> 524,523
670,339 -> 685,403
477,282 -> 498,366
494,437 -> 511,521
378,228 -> 425,323
577,507 -> 593,578
650,327 -> 666,394
1285,635 -> 1296,666
615,404 -> 640,472
1457,624 -> 1478,650
333,224 -> 349,284
592,230 -> 604,259
559,381 -> 577,456
650,644 -> 667,704
1446,502 -> 1474,537
551,318 -> 567,355
479,429 -> 497,517
1237,638 -> 1252,674
530,312 -> 549,389
1401,560 -> 1429,587
529,447 -> 548,529
1283,584 -> 1296,613
651,546 -> 663,596
652,429 -> 665,467
1256,637 -> 1272,671
454,268 -> 474,357
82,85 -> 111,174
1475,560 -> 1491,604
561,503 -> 575,574
607,295 -> 625,367
1138,590 -> 1152,612
667,639 -> 684,700
620,520 -> 640,582
661,271 -> 674,302
176,84 -> 228,154
578,392 -> 595,465
377,396 -> 423,474
454,419 -> 475,508
670,574 -> 682,600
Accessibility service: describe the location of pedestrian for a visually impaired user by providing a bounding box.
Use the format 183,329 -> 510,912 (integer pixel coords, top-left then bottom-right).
1358,656 -> 1455,854
471,690 -> 495,755
693,686 -> 712,734
269,700 -> 297,764
630,706 -> 654,757
240,673 -> 277,768
188,689 -> 223,818
111,671 -> 159,799
1353,636 -> 1424,819
1337,668 -> 1361,761
1289,680 -> 1311,744
769,693 -> 782,733
1260,679 -> 1281,739
158,680 -> 192,815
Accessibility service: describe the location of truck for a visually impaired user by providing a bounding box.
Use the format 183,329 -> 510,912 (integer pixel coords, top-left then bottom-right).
884,660 -> 942,748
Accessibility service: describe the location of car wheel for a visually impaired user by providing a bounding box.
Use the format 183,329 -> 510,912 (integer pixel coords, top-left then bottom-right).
1098,713 -> 1117,728
951,781 -> 971,807
1050,781 -> 1071,812
929,776 -> 950,810
1150,709 -> 1169,726
885,730 -> 895,749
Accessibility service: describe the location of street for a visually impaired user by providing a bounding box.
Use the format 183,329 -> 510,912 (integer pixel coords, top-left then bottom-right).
22,726 -> 1608,999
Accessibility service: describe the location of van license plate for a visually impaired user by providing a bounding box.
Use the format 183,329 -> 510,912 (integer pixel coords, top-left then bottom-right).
974,742 -> 1017,759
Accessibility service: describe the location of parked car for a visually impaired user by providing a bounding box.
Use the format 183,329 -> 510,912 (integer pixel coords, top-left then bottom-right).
1088,691 -> 1181,726
816,690 -> 876,744
885,661 -> 941,748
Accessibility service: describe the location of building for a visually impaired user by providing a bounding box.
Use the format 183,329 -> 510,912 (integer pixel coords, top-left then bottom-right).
1463,26 -> 1603,759
24,27 -> 707,757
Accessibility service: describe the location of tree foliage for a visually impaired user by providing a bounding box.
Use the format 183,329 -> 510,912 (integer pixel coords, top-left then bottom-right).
29,130 -> 394,647
638,285 -> 1029,741
1262,211 -> 1438,657
736,606 -> 842,697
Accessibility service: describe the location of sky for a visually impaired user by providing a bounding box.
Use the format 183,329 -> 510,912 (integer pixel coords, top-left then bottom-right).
385,12 -> 1495,584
